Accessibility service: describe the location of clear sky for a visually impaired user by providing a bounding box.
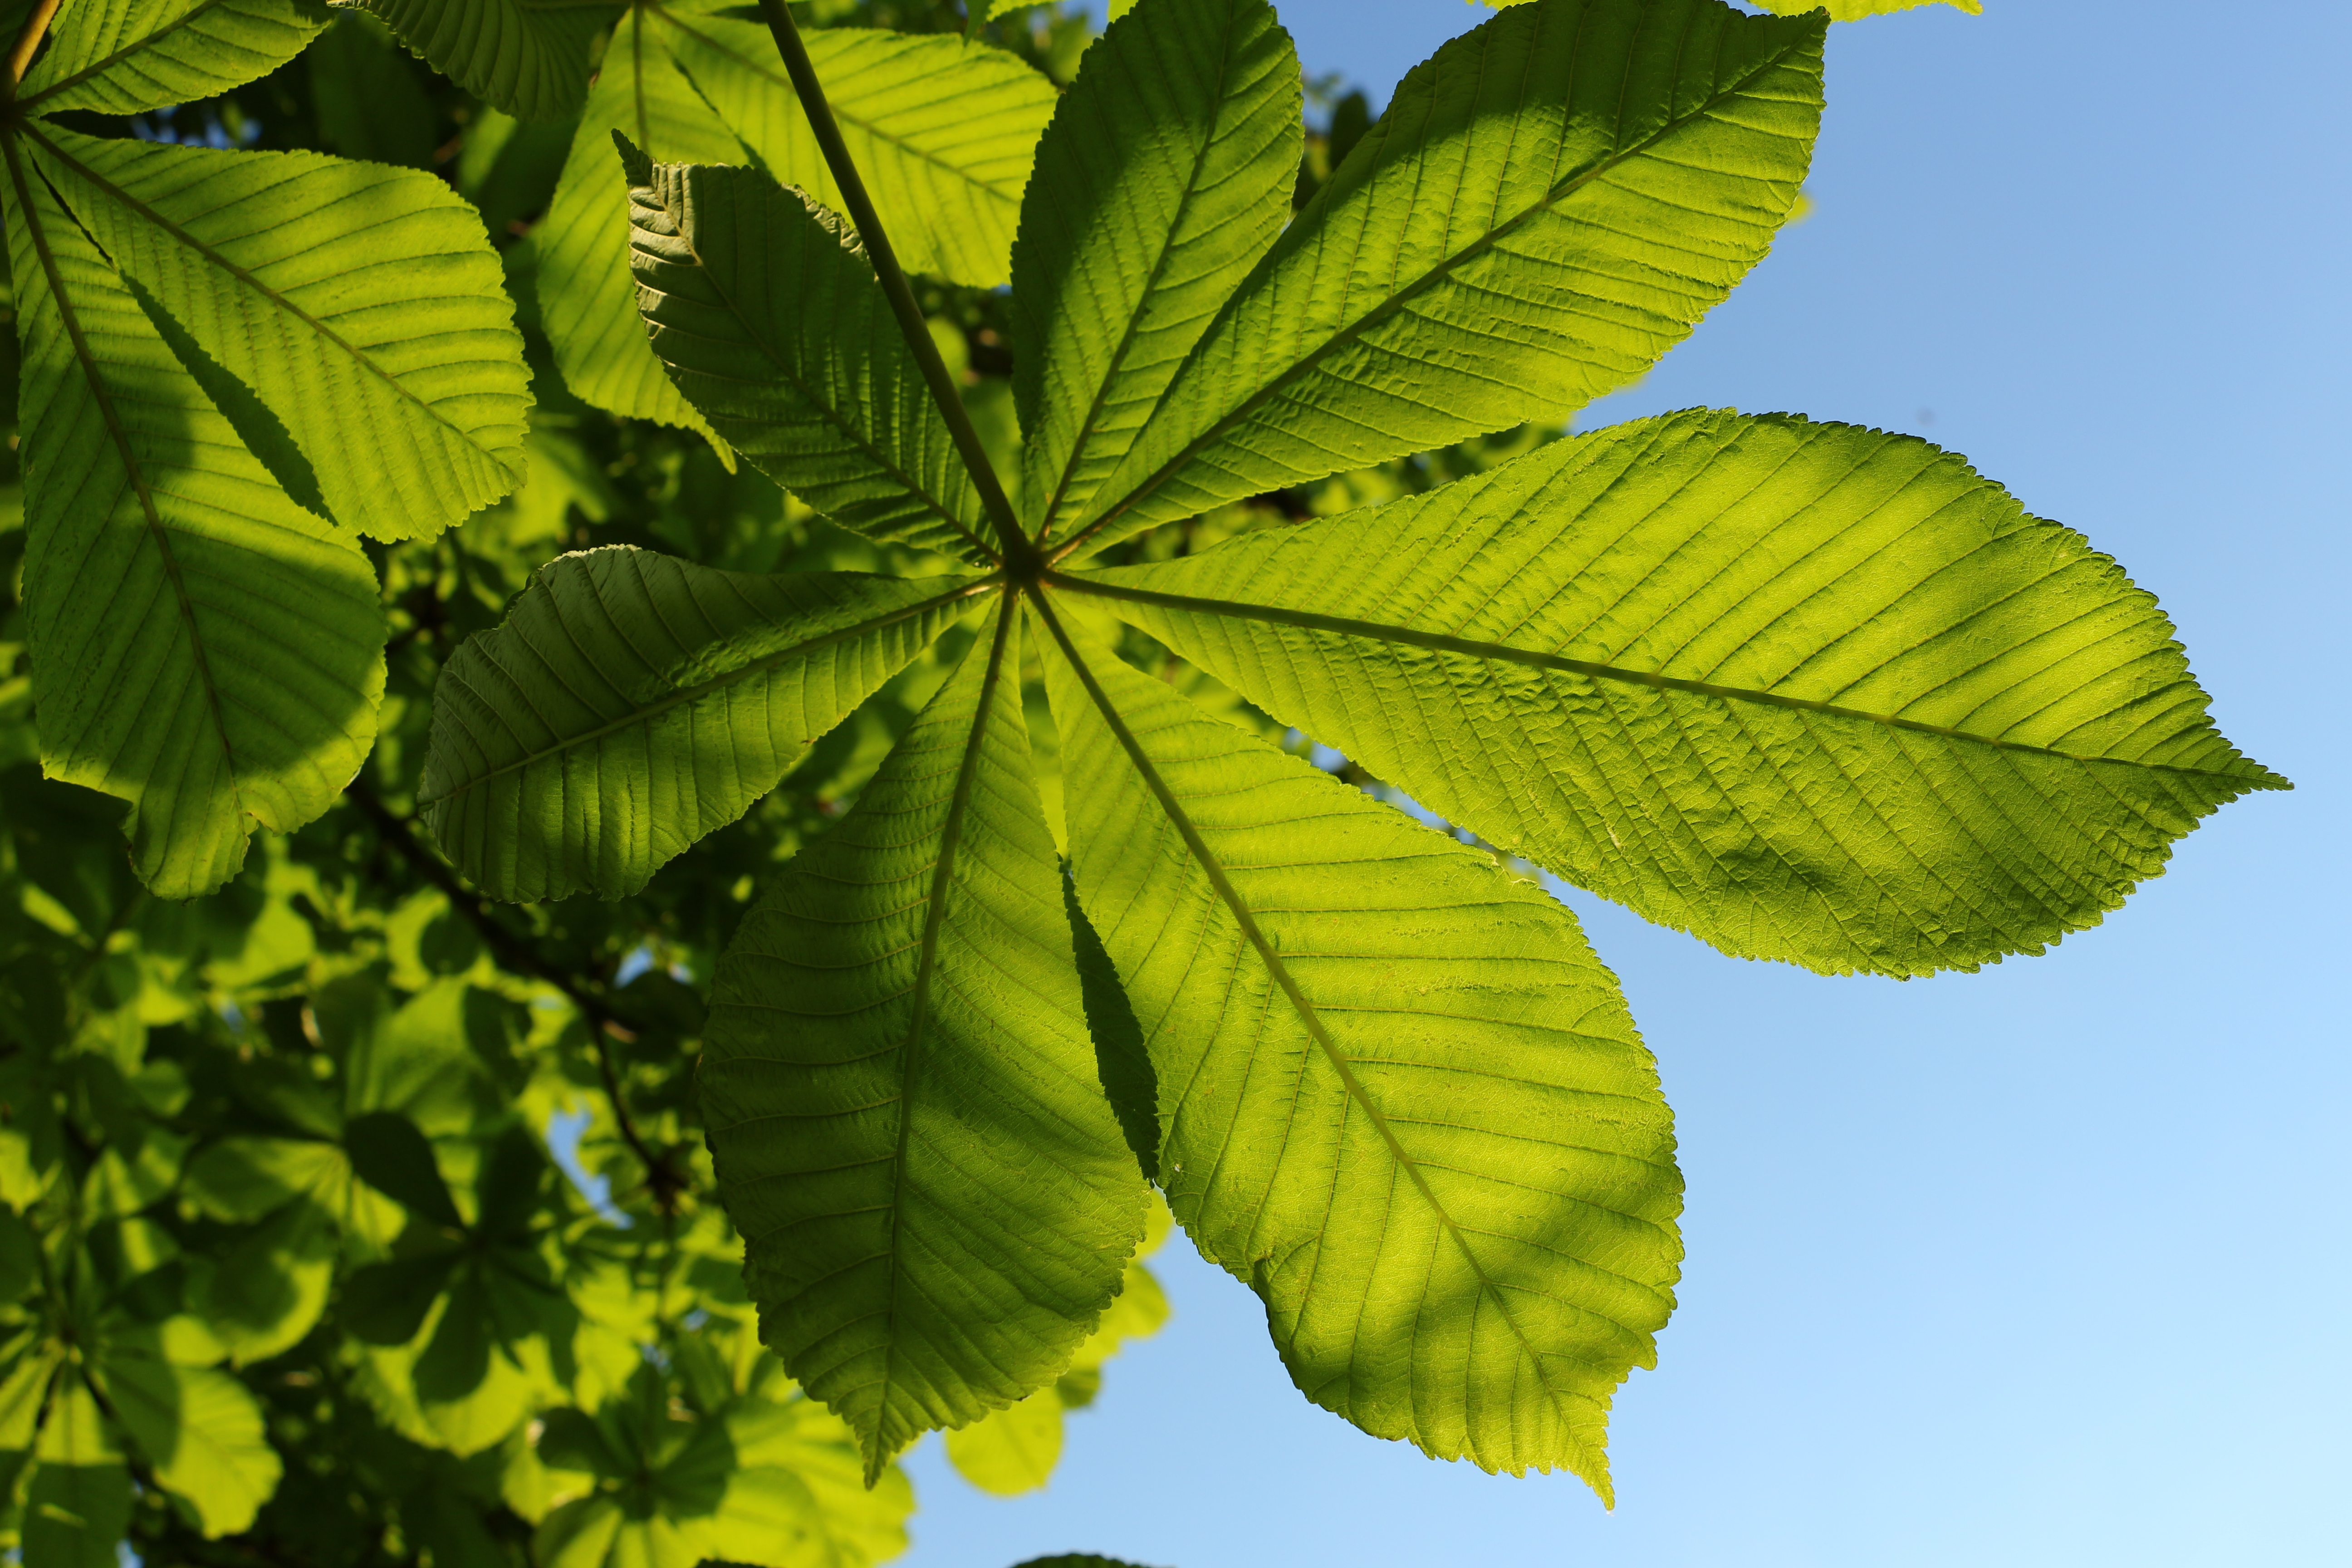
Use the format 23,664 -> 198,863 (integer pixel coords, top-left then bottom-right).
896,3 -> 2351,1564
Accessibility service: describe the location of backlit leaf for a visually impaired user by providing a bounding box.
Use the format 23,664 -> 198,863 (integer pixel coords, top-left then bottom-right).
702,598 -> 1146,1475
421,546 -> 990,901
343,0 -> 614,118
19,0 -> 324,117
1038,603 -> 1681,1493
0,135 -> 384,897
1069,410 -> 2289,975
1060,0 -> 1826,560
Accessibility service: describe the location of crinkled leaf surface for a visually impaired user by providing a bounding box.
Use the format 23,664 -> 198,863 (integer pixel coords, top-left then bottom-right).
344,0 -> 614,118
420,546 -> 989,901
29,124 -> 533,543
19,0 -> 323,116
0,136 -> 384,897
702,598 -> 1146,1476
1058,0 -> 1826,559
1063,410 -> 2288,976
1037,603 -> 1681,1491
624,151 -> 995,563
1014,0 -> 1303,538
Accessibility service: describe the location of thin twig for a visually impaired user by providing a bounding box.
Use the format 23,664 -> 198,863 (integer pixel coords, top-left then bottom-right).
751,0 -> 1034,573
342,782 -> 691,1216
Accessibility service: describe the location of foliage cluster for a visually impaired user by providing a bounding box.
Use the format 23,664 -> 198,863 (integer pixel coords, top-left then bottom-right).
0,0 -> 2279,1564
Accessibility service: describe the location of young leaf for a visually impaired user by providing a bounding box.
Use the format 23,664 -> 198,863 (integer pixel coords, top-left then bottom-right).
420,546 -> 990,901
342,0 -> 613,119
1,136 -> 385,898
624,149 -> 996,563
662,14 -> 1058,288
1063,410 -> 2289,976
28,125 -> 534,543
538,2 -> 746,436
701,598 -> 1147,1477
1036,604 -> 1681,1493
1014,0 -> 1304,539
17,0 -> 325,117
1059,0 -> 1827,560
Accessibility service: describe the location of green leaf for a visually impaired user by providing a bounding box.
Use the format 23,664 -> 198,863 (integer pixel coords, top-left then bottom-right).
536,2 -> 746,435
29,125 -> 534,543
18,0 -> 326,117
1069,410 -> 2290,976
623,150 -> 996,563
1058,0 -> 1826,561
24,1377 -> 129,1568
661,15 -> 1058,288
92,1338 -> 284,1536
723,1386 -> 913,1568
343,1110 -> 464,1228
0,133 -> 385,898
1036,603 -> 1681,1494
309,11 -> 441,171
1013,0 -> 1303,540
943,1387 -> 1061,1497
189,1200 -> 336,1365
419,546 -> 990,901
701,596 -> 1146,1477
344,0 -> 615,119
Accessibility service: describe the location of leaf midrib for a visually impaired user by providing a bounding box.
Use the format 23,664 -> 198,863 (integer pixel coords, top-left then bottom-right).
1051,31 -> 1813,564
419,575 -> 995,807
20,122 -> 503,478
1033,4 -> 1251,544
655,4 -> 1024,203
654,165 -> 998,564
0,129 -> 238,817
869,590 -> 1017,1482
1049,570 -> 2287,788
1031,590 -> 1586,1465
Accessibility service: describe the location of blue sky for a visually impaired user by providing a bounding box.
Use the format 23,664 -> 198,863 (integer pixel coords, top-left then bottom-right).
896,4 -> 2351,1564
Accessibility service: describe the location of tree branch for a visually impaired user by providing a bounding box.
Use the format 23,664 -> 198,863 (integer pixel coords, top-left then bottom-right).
342,782 -> 692,1217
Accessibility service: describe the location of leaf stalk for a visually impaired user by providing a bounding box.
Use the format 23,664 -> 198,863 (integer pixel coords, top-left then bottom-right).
4,0 -> 59,88
751,0 -> 1036,575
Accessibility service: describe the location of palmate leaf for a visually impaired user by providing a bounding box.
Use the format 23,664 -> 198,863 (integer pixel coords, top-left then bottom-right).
624,148 -> 996,563
1034,601 -> 1680,1490
23,1376 -> 128,1568
419,546 -> 989,901
1013,0 -> 1303,536
0,134 -> 385,898
27,123 -> 534,543
701,596 -> 1147,1478
1055,0 -> 1826,560
16,0 -> 323,116
1061,410 -> 2289,976
342,0 -> 615,118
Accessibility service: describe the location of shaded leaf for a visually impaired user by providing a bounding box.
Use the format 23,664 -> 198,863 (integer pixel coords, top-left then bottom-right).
625,149 -> 995,563
346,0 -> 614,119
92,1338 -> 283,1537
0,134 -> 384,897
664,14 -> 1058,287
702,598 -> 1146,1475
31,124 -> 534,543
